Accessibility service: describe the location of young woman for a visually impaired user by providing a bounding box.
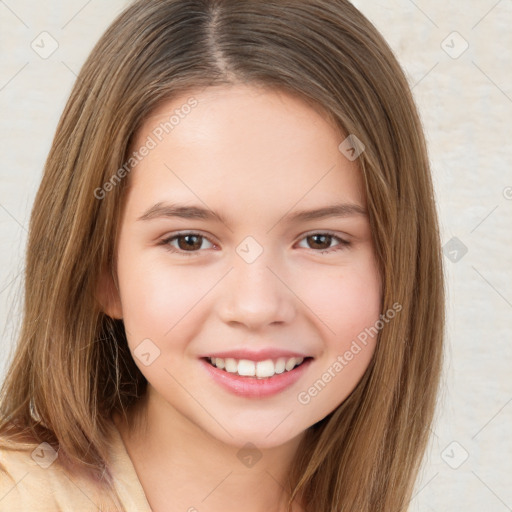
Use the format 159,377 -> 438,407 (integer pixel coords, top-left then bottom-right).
0,1 -> 445,510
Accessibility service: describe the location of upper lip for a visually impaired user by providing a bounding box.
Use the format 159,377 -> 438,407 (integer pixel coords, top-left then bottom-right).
200,349 -> 312,362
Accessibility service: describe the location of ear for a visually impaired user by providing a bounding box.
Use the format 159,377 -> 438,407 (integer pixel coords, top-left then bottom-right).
96,265 -> 123,319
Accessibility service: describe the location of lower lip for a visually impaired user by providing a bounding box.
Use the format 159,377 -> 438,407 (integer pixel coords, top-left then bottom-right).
200,358 -> 313,398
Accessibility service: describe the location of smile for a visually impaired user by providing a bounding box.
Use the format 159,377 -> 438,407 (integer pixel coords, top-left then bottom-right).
200,356 -> 314,398
205,356 -> 309,379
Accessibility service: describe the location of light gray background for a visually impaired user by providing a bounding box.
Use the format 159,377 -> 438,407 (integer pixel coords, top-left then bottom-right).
1,1 -> 511,510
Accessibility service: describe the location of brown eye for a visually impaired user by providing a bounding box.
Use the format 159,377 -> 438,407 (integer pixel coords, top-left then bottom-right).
160,232 -> 215,255
176,234 -> 203,251
307,234 -> 333,250
297,232 -> 351,253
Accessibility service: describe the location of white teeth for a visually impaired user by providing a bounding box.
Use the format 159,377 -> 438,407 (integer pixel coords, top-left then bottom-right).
207,356 -> 306,378
225,358 -> 238,373
256,359 -> 275,378
238,359 -> 256,376
285,357 -> 297,371
274,358 -> 286,374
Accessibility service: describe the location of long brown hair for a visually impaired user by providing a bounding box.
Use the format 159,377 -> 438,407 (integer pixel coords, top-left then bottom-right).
0,1 -> 445,510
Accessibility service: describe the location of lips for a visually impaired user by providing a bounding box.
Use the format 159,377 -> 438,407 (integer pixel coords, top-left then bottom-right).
200,356 -> 313,398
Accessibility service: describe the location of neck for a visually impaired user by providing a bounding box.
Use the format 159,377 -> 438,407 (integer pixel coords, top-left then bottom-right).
113,388 -> 305,512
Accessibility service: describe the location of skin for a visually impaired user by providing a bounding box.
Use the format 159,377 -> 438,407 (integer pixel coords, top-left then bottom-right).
99,84 -> 382,512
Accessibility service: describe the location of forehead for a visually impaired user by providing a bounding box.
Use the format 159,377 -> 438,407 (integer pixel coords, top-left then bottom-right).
125,84 -> 365,219
140,84 -> 341,137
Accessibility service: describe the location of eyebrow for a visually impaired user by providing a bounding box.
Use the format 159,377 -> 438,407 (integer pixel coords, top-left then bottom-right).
136,201 -> 368,224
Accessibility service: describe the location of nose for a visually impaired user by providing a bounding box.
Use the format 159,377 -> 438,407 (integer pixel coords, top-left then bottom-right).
216,249 -> 296,330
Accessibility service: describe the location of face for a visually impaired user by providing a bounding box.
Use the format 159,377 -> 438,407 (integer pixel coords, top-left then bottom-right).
100,84 -> 382,449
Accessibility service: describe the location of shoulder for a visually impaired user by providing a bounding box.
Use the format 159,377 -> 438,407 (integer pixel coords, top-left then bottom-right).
0,438 -> 119,511
0,438 -> 61,511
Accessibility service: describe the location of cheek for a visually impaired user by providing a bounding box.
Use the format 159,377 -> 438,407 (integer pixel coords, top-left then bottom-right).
300,260 -> 381,343
294,264 -> 381,416
116,248 -> 212,342
118,249 -> 180,337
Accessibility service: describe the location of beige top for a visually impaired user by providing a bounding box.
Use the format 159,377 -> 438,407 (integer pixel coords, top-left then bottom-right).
0,422 -> 152,511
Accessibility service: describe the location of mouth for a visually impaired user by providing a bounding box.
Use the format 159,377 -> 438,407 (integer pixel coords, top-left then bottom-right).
202,355 -> 314,379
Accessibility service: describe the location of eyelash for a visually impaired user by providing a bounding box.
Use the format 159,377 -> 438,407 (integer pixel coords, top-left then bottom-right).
158,231 -> 351,256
